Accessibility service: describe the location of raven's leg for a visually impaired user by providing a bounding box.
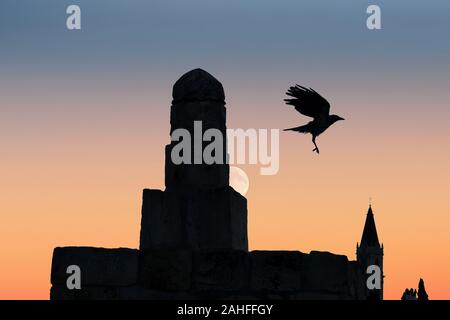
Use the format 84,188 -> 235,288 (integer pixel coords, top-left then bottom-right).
312,136 -> 320,154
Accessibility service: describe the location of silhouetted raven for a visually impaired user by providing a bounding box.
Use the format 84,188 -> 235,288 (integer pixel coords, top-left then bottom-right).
284,85 -> 344,154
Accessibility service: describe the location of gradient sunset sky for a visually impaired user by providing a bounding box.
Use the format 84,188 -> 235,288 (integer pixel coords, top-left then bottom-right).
1,0 -> 450,299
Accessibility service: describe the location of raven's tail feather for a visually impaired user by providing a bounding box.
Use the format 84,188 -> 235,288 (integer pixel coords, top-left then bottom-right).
283,125 -> 309,133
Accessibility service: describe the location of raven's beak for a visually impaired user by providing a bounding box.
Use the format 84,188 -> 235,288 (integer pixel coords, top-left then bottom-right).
338,116 -> 345,121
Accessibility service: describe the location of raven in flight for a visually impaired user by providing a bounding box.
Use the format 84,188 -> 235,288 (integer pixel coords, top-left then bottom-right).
284,85 -> 344,154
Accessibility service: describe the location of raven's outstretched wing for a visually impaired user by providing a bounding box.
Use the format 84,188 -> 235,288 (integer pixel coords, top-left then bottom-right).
284,85 -> 330,119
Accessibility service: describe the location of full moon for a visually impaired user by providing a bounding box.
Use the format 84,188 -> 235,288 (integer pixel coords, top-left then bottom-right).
229,166 -> 249,196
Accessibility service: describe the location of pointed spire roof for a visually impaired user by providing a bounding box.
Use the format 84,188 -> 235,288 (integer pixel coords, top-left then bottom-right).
360,205 -> 380,247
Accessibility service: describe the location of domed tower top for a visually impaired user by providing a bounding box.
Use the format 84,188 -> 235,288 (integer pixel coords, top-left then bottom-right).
166,68 -> 229,189
172,68 -> 225,103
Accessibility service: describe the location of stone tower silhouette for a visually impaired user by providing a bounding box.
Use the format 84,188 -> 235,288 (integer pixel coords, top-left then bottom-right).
356,205 -> 384,300
140,68 -> 248,252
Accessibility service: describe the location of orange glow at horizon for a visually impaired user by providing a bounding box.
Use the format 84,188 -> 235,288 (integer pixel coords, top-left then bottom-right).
1,80 -> 450,300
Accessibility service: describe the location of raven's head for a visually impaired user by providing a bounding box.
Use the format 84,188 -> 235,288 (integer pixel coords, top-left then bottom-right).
330,115 -> 345,124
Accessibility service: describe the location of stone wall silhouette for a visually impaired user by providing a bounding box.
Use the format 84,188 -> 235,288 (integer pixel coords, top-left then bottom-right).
50,69 -> 367,300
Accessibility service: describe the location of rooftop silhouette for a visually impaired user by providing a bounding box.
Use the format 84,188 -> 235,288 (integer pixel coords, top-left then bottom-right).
360,205 -> 380,248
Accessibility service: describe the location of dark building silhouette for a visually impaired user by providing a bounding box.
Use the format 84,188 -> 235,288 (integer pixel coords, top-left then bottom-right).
357,205 -> 384,300
50,69 -> 378,300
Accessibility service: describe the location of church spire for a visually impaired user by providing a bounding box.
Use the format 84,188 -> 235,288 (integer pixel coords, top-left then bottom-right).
360,204 -> 380,247
357,204 -> 384,300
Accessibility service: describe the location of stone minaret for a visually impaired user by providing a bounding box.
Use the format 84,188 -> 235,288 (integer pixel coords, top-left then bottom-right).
356,205 -> 384,300
139,69 -> 248,252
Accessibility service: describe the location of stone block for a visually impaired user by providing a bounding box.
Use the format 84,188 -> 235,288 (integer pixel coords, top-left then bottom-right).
118,286 -> 196,300
191,250 -> 249,292
51,285 -> 196,300
347,261 -> 367,300
165,144 -> 229,189
51,247 -> 139,287
170,101 -> 227,132
138,249 -> 192,291
139,186 -> 248,251
50,285 -> 121,300
287,292 -> 342,300
301,251 -> 349,294
139,189 -> 179,250
249,251 -> 304,292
